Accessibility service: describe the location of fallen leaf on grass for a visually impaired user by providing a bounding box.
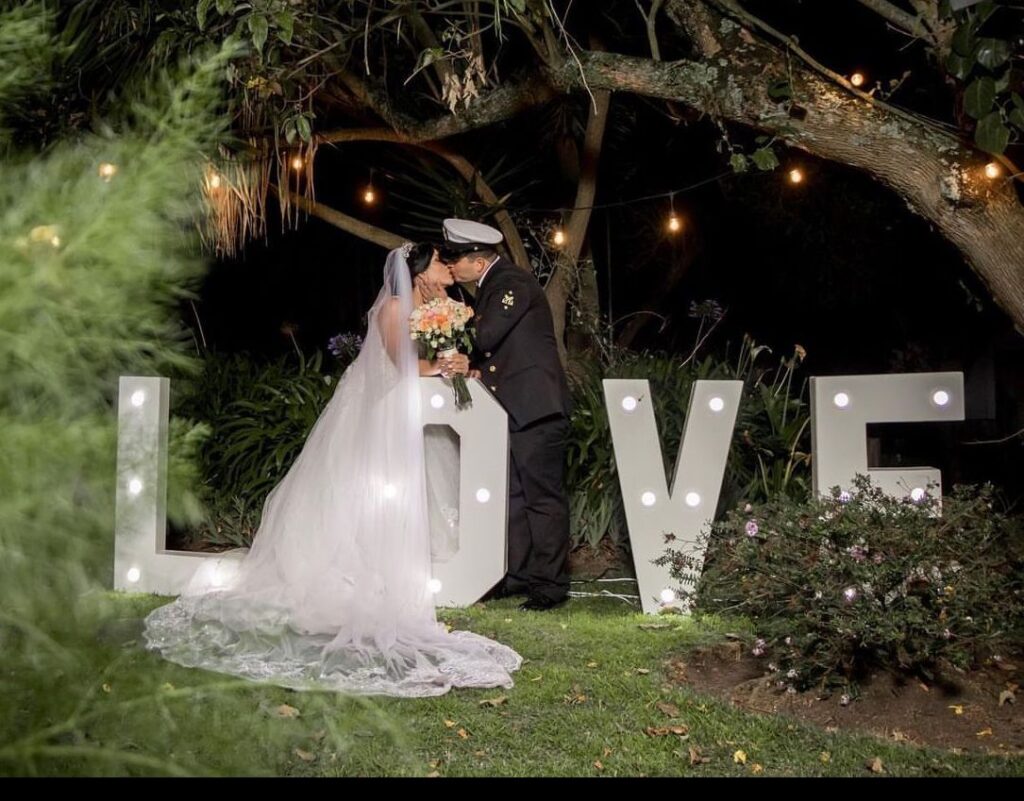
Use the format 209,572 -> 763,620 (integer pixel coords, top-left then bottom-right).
293,748 -> 315,763
999,689 -> 1015,706
948,705 -> 964,716
474,750 -> 487,757
594,760 -> 604,771
656,701 -> 680,718
274,704 -> 301,719
646,725 -> 689,737
426,771 -> 441,778
479,695 -> 507,708
976,728 -> 993,737
820,752 -> 831,764
890,730 -> 909,742
751,763 -> 764,774
602,747 -> 613,758
867,757 -> 885,774
563,685 -> 587,705
457,728 -> 470,739
443,720 -> 457,728
688,746 -> 710,765
586,661 -> 599,668
635,668 -> 650,675
733,750 -> 747,765
101,683 -> 112,694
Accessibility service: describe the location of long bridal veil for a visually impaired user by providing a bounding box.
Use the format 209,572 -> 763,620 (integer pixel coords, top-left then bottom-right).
143,247 -> 521,696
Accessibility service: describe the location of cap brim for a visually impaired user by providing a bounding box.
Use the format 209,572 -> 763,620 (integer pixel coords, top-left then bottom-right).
438,242 -> 492,261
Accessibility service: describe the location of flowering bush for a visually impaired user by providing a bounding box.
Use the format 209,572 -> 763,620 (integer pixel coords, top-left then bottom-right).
660,476 -> 1024,692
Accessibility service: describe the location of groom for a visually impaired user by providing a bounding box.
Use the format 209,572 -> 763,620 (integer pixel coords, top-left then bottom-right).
440,219 -> 572,611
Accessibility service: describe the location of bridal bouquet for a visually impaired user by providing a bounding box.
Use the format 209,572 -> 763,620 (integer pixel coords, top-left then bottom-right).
409,297 -> 475,409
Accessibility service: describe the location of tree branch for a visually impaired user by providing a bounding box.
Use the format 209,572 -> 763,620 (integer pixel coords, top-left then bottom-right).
421,141 -> 532,269
274,186 -> 406,250
319,72 -> 556,144
854,0 -> 936,45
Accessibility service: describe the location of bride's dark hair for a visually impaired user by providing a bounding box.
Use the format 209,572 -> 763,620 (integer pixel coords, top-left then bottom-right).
390,241 -> 435,295
406,242 -> 434,277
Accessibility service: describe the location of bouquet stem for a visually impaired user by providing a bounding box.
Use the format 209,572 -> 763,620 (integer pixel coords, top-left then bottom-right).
438,348 -> 473,410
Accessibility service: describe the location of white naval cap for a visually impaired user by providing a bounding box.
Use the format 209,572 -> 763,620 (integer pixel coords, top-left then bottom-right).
442,218 -> 503,247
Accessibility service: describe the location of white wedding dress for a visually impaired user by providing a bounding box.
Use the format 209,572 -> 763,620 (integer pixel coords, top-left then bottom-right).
144,247 -> 520,697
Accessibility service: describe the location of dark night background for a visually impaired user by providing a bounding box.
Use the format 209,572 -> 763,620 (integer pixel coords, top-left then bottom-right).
190,0 -> 1024,503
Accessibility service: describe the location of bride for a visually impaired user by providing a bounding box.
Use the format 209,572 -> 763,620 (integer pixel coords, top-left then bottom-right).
143,243 -> 521,697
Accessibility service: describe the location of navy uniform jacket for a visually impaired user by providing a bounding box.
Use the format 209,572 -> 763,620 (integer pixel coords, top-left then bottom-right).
469,257 -> 571,431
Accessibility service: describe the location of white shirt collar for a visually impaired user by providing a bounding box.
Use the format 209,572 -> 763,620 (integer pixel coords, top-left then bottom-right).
476,255 -> 501,287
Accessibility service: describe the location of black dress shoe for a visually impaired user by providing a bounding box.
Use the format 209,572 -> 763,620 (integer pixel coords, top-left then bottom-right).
483,582 -> 528,601
518,595 -> 568,611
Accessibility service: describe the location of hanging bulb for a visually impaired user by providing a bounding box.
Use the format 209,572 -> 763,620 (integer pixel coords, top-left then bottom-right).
849,72 -> 866,88
552,228 -> 566,247
667,213 -> 682,234
363,186 -> 376,204
984,162 -> 1002,180
290,155 -> 304,171
788,168 -> 804,185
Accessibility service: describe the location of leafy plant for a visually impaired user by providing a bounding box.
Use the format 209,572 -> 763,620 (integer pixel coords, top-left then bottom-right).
663,476 -> 1024,693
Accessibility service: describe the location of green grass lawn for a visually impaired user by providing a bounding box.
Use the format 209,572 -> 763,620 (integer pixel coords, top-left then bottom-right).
2,586 -> 1021,777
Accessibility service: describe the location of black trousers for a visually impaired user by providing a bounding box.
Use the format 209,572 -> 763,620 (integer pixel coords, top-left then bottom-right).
504,414 -> 570,602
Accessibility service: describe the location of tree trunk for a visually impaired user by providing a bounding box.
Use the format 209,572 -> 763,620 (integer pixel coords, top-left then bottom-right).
545,89 -> 612,365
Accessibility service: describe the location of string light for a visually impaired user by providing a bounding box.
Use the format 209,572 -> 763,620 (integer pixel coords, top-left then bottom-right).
290,154 -> 304,171
850,72 -> 866,88
788,167 -> 805,185
666,192 -> 681,234
552,228 -> 566,247
363,168 -> 376,205
984,162 -> 1002,180
98,162 -> 117,182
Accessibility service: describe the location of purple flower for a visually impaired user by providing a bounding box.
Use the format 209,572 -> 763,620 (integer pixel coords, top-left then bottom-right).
745,520 -> 759,538
838,491 -> 852,504
751,638 -> 766,657
846,545 -> 868,563
688,299 -> 724,321
328,332 -> 363,360
842,586 -> 858,604
872,553 -> 885,565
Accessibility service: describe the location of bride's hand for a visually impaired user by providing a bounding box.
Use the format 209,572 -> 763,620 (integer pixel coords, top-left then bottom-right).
440,353 -> 470,376
415,273 -> 447,301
